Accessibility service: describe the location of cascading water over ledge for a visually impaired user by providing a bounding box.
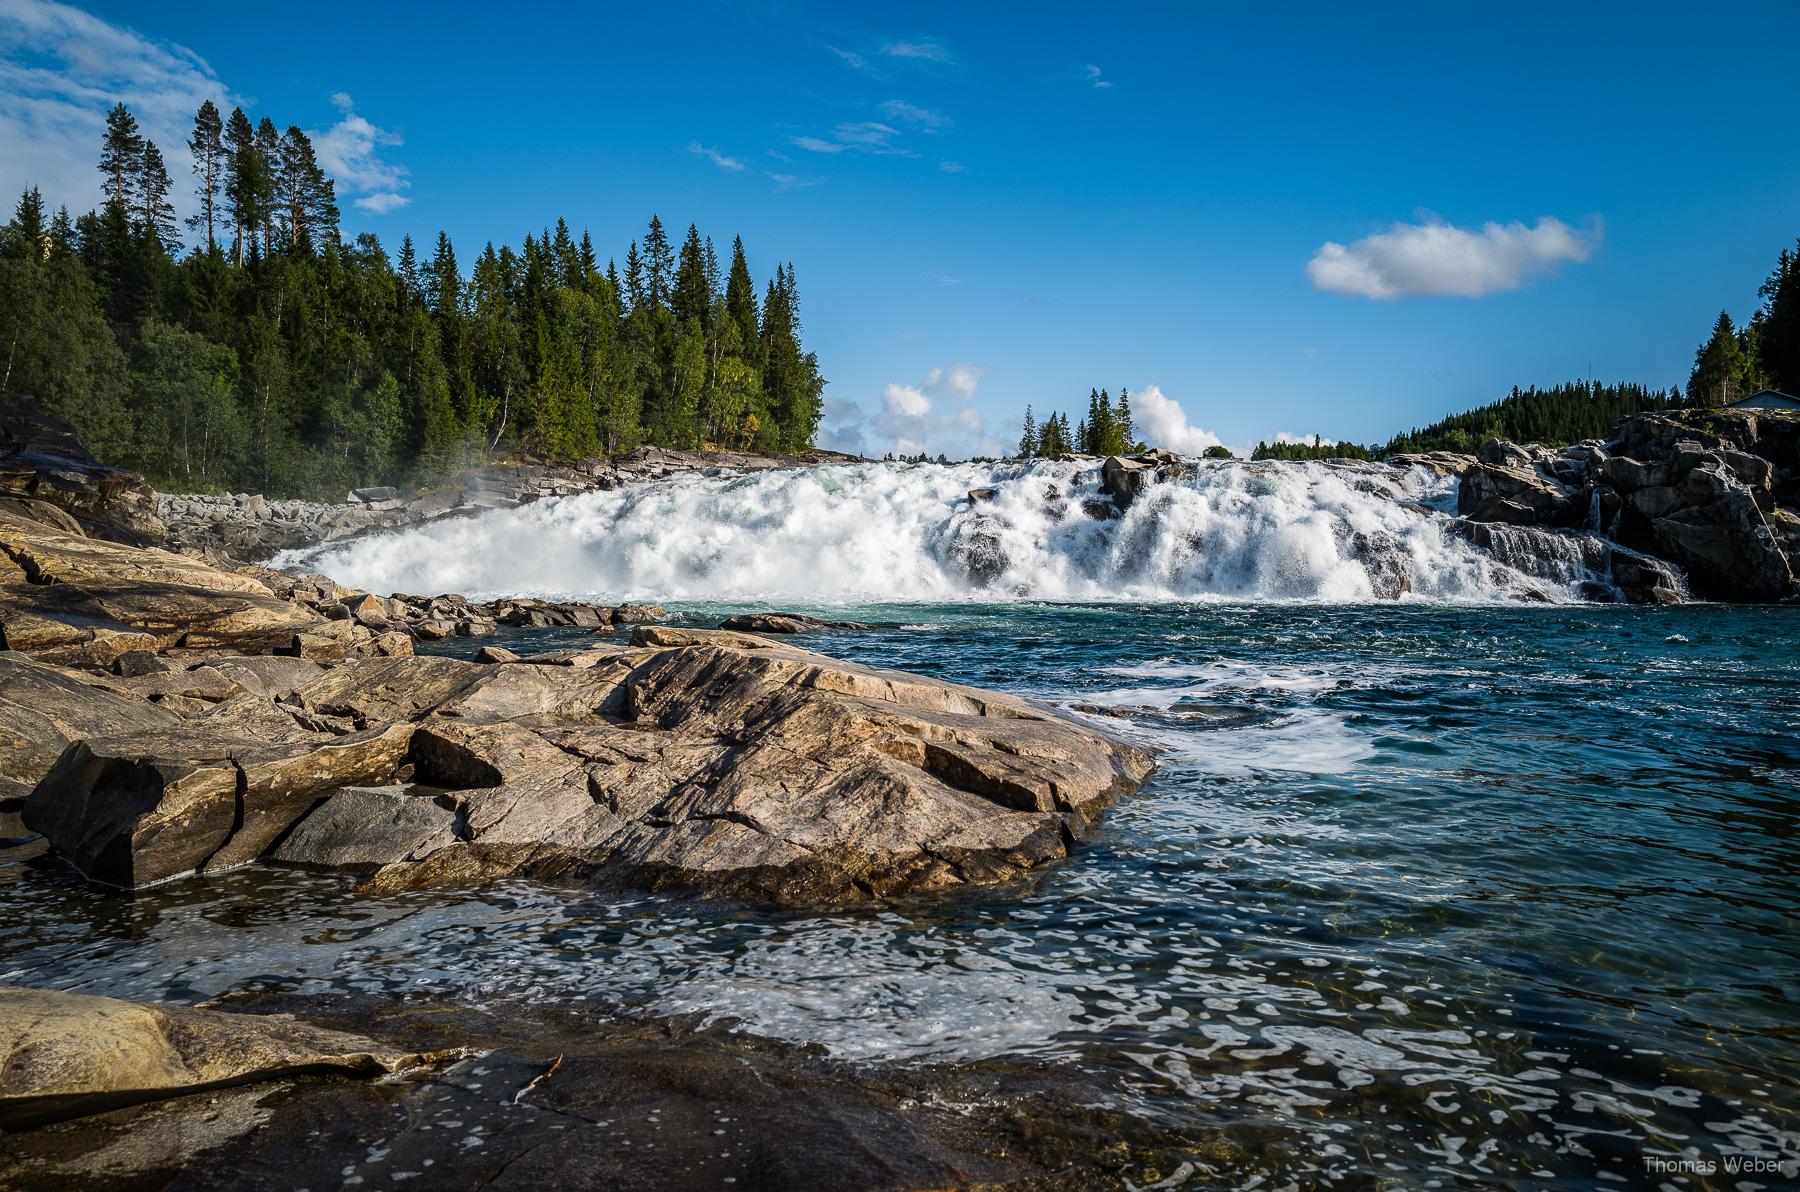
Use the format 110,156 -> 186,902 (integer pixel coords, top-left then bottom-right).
283,459 -> 1634,604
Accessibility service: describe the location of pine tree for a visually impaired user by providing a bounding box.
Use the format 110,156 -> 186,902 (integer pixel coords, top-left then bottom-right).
253,118 -> 280,254
1117,387 -> 1135,450
1018,405 -> 1038,457
98,103 -> 144,213
139,140 -> 179,254
186,100 -> 225,252
222,106 -> 258,265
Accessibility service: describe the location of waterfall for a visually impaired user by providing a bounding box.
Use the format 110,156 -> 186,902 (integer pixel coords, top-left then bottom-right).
283,459 -> 1599,604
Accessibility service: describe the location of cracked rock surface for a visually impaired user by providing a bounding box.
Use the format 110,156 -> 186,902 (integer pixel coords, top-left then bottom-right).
19,626 -> 1151,906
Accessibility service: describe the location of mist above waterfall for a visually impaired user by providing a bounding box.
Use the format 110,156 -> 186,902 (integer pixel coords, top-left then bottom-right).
287,459 -> 1594,604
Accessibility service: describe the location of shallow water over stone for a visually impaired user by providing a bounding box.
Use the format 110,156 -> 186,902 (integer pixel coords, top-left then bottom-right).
4,601 -> 1797,1186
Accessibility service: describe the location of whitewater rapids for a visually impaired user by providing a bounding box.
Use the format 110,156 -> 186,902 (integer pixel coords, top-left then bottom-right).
284,458 -> 1592,604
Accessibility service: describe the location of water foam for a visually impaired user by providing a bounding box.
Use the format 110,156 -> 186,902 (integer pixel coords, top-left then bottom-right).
285,459 -> 1589,604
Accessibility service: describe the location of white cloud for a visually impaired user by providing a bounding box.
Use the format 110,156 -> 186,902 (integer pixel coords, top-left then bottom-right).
1272,430 -> 1338,447
880,99 -> 949,130
0,0 -> 240,219
354,191 -> 409,214
1084,64 -> 1113,89
1307,216 -> 1599,300
938,159 -> 967,174
881,40 -> 952,63
790,121 -> 918,158
867,363 -> 1002,458
1132,385 -> 1228,455
310,92 -> 410,214
688,141 -> 745,171
882,382 -> 931,417
815,398 -> 869,456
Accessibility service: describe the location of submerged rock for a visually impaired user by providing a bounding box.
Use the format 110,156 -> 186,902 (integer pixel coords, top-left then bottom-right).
0,986 -> 436,1130
718,612 -> 873,633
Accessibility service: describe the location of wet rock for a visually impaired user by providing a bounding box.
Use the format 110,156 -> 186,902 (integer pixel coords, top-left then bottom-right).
0,985 -> 435,1129
1457,460 -> 1580,527
718,612 -> 873,633
1100,449 -> 1182,511
474,645 -> 520,663
21,723 -> 414,886
269,785 -> 459,869
1388,450 -> 1477,479
609,602 -> 667,624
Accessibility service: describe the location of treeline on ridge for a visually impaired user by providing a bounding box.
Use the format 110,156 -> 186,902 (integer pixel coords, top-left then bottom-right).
0,100 -> 825,499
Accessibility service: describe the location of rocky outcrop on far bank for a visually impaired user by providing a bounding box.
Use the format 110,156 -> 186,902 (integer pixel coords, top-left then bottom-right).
1450,408 -> 1799,601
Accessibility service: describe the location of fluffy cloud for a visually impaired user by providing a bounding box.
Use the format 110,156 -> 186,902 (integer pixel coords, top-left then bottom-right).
1131,385 -> 1228,455
836,363 -> 1001,458
1084,64 -> 1113,89
0,0 -> 240,218
311,92 -> 410,214
1307,216 -> 1598,300
881,381 -> 932,417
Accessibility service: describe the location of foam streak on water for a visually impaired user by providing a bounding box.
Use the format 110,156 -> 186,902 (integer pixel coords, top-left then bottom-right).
286,460 -> 1574,604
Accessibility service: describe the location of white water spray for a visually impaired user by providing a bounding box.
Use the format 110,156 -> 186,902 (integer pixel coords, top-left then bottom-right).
284,459 -> 1591,604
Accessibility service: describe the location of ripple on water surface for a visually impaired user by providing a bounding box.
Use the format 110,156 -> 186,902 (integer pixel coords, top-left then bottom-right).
3,601 -> 1797,1186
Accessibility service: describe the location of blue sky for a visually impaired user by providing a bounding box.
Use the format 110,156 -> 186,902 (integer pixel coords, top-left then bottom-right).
3,0 -> 1797,457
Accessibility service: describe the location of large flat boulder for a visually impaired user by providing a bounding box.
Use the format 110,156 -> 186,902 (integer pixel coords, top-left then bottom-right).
22,629 -> 1153,907
0,986 -> 432,1129
352,629 -> 1154,905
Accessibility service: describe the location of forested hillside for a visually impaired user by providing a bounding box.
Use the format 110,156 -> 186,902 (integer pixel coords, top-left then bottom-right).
0,102 -> 826,498
1377,381 -> 1681,456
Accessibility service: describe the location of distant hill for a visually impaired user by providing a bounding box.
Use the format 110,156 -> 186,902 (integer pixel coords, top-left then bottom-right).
1378,381 -> 1681,456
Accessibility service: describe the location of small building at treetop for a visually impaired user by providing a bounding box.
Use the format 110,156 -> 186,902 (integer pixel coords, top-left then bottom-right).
1727,388 -> 1800,411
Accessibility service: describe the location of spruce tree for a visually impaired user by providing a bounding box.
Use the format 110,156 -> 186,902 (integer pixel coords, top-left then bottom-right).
643,215 -> 672,309
426,232 -> 461,317
673,223 -> 710,331
1117,387 -> 1135,450
723,236 -> 760,362
1757,242 -> 1800,394
1688,311 -> 1754,406
1019,405 -> 1037,458
396,234 -> 420,300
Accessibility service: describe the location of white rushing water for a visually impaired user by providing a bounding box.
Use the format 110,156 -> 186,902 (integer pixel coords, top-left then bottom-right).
286,458 -> 1587,603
